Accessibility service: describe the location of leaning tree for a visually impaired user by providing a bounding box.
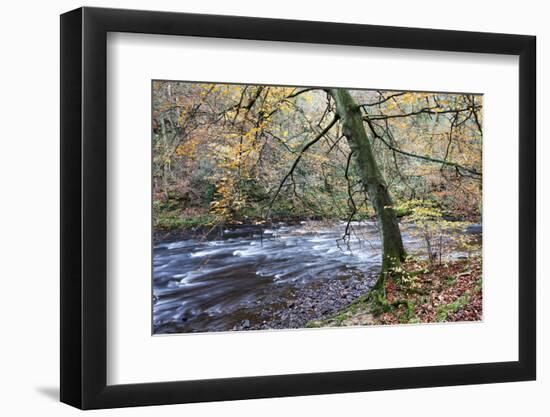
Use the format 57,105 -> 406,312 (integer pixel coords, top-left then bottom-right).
153,82 -> 482,282
262,87 -> 481,279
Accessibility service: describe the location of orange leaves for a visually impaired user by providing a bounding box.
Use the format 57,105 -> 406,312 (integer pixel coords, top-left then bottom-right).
175,137 -> 199,157
153,81 -> 482,227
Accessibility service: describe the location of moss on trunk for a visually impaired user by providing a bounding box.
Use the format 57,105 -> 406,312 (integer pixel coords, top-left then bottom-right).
330,89 -> 406,276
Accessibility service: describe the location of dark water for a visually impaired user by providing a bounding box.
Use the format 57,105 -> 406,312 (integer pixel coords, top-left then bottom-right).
153,221 -> 478,334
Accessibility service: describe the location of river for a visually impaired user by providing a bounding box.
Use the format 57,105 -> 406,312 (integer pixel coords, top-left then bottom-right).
153,221 -> 479,334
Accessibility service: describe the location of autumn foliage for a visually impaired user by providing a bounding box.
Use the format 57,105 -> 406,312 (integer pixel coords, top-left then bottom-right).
152,81 -> 482,230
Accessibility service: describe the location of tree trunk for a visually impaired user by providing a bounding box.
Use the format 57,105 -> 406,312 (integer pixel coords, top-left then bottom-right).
330,89 -> 406,275
159,118 -> 170,200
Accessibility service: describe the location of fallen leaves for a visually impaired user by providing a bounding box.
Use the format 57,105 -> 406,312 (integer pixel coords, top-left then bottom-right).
313,256 -> 482,328
377,257 -> 482,325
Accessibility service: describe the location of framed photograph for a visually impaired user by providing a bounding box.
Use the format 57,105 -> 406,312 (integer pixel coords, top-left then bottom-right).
60,6 -> 536,409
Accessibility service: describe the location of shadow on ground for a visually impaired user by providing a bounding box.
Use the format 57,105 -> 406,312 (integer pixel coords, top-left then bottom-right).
36,386 -> 59,401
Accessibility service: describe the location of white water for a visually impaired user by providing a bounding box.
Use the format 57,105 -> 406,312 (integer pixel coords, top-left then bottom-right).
153,221 -> 477,333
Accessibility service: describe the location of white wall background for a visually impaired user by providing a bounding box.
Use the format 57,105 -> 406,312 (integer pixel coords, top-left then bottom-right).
0,0 -> 545,415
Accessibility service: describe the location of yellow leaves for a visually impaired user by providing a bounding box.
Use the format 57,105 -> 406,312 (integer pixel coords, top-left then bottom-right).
243,126 -> 262,139
175,137 -> 199,157
224,133 -> 240,139
209,176 -> 248,219
400,92 -> 416,105
303,93 -> 314,103
157,102 -> 173,113
395,199 -> 443,221
177,109 -> 188,125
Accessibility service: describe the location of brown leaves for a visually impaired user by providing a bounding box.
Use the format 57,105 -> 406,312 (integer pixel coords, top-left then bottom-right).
374,257 -> 482,325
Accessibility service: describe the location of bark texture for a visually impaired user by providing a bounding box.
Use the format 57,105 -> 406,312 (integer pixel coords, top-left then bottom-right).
330,89 -> 406,274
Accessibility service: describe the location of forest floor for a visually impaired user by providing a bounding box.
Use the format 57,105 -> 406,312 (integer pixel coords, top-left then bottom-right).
307,256 -> 482,328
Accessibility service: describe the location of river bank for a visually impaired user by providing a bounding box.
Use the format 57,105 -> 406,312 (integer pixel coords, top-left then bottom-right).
153,220 -> 481,333
307,256 -> 482,328
153,217 -> 309,244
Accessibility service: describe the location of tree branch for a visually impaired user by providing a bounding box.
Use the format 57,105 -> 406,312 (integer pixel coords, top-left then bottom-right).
343,151 -> 357,241
366,105 -> 481,121
286,88 -> 321,99
265,116 -> 339,215
357,92 -> 406,110
364,117 -> 482,178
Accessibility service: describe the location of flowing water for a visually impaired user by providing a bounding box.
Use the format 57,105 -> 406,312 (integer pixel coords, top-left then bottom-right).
153,221 -> 478,334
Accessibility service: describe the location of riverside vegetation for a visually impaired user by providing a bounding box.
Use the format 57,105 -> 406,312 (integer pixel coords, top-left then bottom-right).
152,81 -> 483,333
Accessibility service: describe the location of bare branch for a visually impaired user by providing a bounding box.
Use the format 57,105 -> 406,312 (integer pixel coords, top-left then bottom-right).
357,92 -> 406,110
265,116 -> 339,215
364,117 -> 482,178
366,105 -> 482,121
468,95 -> 483,135
286,88 -> 322,99
343,151 -> 357,241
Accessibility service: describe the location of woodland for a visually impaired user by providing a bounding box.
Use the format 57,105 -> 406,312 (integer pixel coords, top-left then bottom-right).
152,81 -> 482,333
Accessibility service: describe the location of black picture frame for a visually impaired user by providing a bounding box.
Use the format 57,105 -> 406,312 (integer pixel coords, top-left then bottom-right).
60,6 -> 536,410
